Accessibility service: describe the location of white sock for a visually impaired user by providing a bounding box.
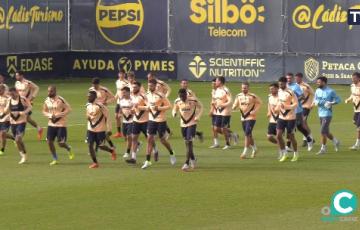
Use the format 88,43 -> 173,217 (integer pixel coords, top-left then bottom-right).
303,136 -> 307,141
356,139 -> 360,146
251,144 -> 257,151
321,144 -> 326,150
281,149 -> 287,156
131,152 -> 136,160
242,147 -> 248,155
332,138 -> 338,144
293,152 -> 298,157
214,138 -> 219,145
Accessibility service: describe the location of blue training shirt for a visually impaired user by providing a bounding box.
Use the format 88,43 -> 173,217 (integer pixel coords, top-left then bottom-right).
287,82 -> 303,114
314,86 -> 341,118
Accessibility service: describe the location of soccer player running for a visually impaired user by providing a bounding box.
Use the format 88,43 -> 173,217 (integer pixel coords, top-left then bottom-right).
0,74 -> 9,93
232,82 -> 262,159
86,91 -> 117,169
0,85 -> 10,155
173,88 -> 203,171
295,72 -> 315,147
286,73 -> 314,151
116,87 -> 134,159
14,71 -> 43,140
5,88 -> 32,164
212,77 -> 233,150
42,86 -> 74,165
313,77 -> 341,155
267,83 -> 280,148
113,70 -> 128,138
276,77 -> 299,162
345,72 -> 360,150
89,78 -> 116,150
141,79 -> 175,169
127,71 -> 146,95
180,79 -> 204,142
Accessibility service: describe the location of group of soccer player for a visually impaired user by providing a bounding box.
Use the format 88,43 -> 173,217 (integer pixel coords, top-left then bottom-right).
1,70 -> 360,170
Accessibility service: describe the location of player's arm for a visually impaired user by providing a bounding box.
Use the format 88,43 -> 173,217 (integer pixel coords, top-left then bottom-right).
283,94 -> 298,110
57,99 -> 72,117
330,91 -> 341,105
158,97 -> 171,111
21,98 -> 32,115
105,89 -> 116,104
29,81 -> 39,100
172,101 -> 179,117
251,96 -> 262,114
313,90 -> 324,106
195,100 -> 204,121
221,92 -> 232,108
163,82 -> 171,98
231,96 -> 239,110
42,102 -> 52,118
266,102 -> 271,118
101,105 -> 111,132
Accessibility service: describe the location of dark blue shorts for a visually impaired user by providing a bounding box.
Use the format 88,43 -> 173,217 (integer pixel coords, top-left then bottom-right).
47,126 -> 67,142
181,125 -> 197,141
211,115 -> 218,126
267,123 -> 277,136
295,113 -> 304,126
303,108 -> 311,120
147,121 -> 167,138
242,120 -> 256,136
276,119 -> 296,134
87,131 -> 106,146
0,121 -> 10,132
132,122 -> 148,136
353,112 -> 360,128
115,104 -> 120,114
215,115 -> 231,128
11,123 -> 26,137
320,117 -> 332,135
122,123 -> 133,136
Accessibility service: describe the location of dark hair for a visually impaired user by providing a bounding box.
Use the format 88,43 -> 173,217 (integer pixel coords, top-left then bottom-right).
216,76 -> 225,84
269,83 -> 279,88
15,71 -> 24,76
353,72 -> 360,79
127,71 -> 135,78
148,79 -> 157,85
122,87 -> 130,92
133,81 -> 141,87
119,69 -> 126,74
178,88 -> 187,95
148,72 -> 156,77
242,82 -> 249,87
88,91 -> 97,97
286,72 -> 294,77
9,87 -> 17,92
278,76 -> 287,83
316,76 -> 328,84
211,78 -> 216,82
92,78 -> 100,85
295,72 -> 303,78
181,79 -> 188,82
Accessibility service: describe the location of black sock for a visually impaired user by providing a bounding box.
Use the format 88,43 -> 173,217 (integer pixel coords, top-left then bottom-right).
126,148 -> 130,154
185,159 -> 190,164
146,155 -> 151,161
306,136 -> 312,142
166,127 -> 171,134
108,140 -> 114,148
286,141 -> 291,148
117,127 -> 121,133
1,148 -> 4,152
169,150 -> 174,155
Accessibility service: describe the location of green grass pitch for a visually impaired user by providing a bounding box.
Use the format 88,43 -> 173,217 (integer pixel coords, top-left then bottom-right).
0,79 -> 359,230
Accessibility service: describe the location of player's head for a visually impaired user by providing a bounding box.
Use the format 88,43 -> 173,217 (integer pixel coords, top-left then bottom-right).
295,72 -> 303,84
8,87 -> 18,99
178,88 -> 187,102
88,91 -> 97,103
92,78 -> 100,89
286,72 -> 294,84
132,81 -> 141,94
352,72 -> 360,84
121,87 -> 130,98
211,78 -> 216,89
0,85 -> 5,95
15,71 -> 24,81
278,76 -> 287,90
269,83 -> 279,95
147,72 -> 156,81
127,71 -> 135,82
118,70 -> 126,79
48,85 -> 57,98
148,78 -> 157,92
215,77 -> 225,87
241,82 -> 249,94
180,79 -> 189,89
316,76 -> 327,88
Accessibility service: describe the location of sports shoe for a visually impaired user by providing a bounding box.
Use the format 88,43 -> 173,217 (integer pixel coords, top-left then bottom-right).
285,146 -> 293,152
307,140 -> 314,152
18,155 -> 27,164
141,160 -> 152,169
291,154 -> 299,162
209,144 -> 220,149
111,148 -> 117,161
278,151 -> 283,160
49,160 -> 58,166
89,163 -> 99,169
123,152 -> 130,158
170,155 -> 176,165
279,154 -> 288,162
233,133 -> 240,145
181,164 -> 190,172
190,158 -> 197,169
250,148 -> 257,159
68,147 -> 75,160
0,150 -> 4,156
112,132 -> 123,138
349,145 -> 360,150
222,145 -> 231,150
334,140 -> 340,152
37,127 -> 43,140
240,153 -> 247,159
316,149 -> 326,155
126,158 -> 137,164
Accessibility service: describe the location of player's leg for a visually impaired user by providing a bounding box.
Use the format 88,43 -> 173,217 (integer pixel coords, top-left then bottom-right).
142,121 -> 156,169
13,123 -> 27,164
324,118 -> 339,152
122,123 -> 131,158
158,122 -> 176,165
350,113 -> 360,150
57,127 -> 74,160
267,123 -> 278,144
210,115 -> 220,148
287,120 -> 298,162
47,127 -> 58,165
87,132 -> 99,168
276,119 -> 288,162
128,122 -> 140,164
27,113 -> 43,140
221,116 -> 231,149
296,113 -> 313,151
113,105 -> 123,138
0,122 -> 10,155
